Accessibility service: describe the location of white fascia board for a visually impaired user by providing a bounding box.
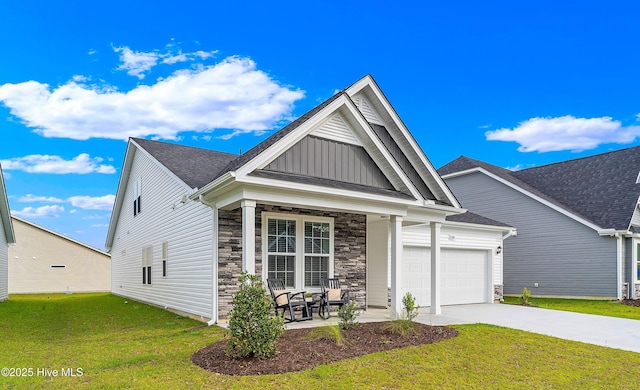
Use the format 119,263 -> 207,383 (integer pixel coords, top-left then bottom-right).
234,97 -> 348,178
444,167 -> 604,232
189,172 -> 236,202
12,216 -> 110,256
341,98 -> 424,200
105,142 -> 135,250
238,175 -> 418,210
233,93 -> 423,201
442,220 -> 516,233
218,185 -> 409,216
346,76 -> 461,208
0,165 -> 16,244
130,139 -> 193,193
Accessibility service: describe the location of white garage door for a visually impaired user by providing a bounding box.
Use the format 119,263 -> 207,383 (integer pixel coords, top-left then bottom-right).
402,246 -> 489,306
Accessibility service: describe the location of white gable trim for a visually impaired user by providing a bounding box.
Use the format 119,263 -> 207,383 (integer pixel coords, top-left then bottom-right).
345,75 -> 460,208
0,165 -> 15,244
442,167 -> 605,232
234,94 -> 425,203
351,93 -> 384,125
105,139 -> 193,250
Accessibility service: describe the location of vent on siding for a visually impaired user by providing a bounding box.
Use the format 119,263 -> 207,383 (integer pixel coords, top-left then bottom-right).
352,94 -> 383,125
310,114 -> 362,146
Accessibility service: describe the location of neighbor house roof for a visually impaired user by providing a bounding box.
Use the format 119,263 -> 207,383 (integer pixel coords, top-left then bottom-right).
439,145 -> 640,231
0,164 -> 16,244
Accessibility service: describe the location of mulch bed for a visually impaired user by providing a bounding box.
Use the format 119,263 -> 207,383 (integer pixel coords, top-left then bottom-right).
192,322 -> 458,376
620,299 -> 640,308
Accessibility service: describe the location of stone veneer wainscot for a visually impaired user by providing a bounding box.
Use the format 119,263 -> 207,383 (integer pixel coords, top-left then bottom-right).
217,204 -> 367,319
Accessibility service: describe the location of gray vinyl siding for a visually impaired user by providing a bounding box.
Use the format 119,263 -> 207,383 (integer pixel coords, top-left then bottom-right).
445,172 -> 618,297
110,148 -> 214,319
0,220 -> 7,301
265,135 -> 394,189
369,124 -> 436,200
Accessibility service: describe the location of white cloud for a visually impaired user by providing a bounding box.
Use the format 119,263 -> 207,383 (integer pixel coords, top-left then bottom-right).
0,154 -> 116,174
19,194 -> 64,203
0,56 -> 304,141
485,115 -> 640,152
90,223 -> 109,228
114,46 -> 160,79
67,195 -> 115,210
12,205 -> 65,218
82,214 -> 110,220
113,44 -> 219,79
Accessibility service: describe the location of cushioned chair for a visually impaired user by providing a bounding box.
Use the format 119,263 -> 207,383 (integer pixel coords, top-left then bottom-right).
266,279 -> 312,323
319,278 -> 350,318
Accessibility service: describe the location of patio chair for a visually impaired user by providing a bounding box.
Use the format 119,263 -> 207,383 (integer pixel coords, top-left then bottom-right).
266,279 -> 312,323
319,278 -> 351,318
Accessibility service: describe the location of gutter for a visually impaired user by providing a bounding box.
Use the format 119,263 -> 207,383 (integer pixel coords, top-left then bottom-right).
190,172 -> 236,201
502,228 -> 517,240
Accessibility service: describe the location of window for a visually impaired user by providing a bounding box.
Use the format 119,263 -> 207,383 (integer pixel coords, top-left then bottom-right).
162,242 -> 168,277
264,214 -> 333,290
133,178 -> 142,216
304,221 -> 330,287
142,246 -> 152,285
267,219 -> 296,288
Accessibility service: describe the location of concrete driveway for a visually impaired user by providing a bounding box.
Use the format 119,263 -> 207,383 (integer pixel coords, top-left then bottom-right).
416,303 -> 640,353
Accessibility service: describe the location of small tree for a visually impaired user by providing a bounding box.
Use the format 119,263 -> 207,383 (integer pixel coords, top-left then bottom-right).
337,301 -> 360,330
226,272 -> 285,359
402,292 -> 420,322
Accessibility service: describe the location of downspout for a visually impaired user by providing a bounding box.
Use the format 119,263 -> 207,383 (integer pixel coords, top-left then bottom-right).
199,195 -> 219,326
616,233 -> 623,300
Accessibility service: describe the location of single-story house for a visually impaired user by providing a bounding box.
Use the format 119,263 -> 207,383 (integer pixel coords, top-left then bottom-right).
106,75 -> 514,323
0,165 -> 16,301
439,146 -> 640,300
9,216 -> 111,294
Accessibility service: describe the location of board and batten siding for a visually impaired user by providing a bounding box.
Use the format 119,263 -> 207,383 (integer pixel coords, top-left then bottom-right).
445,172 -> 618,297
0,219 -> 7,301
110,148 -> 214,320
402,224 -> 504,286
264,135 -> 394,189
8,218 -> 110,293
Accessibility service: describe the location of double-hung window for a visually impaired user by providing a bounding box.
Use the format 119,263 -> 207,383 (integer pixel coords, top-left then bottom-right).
142,246 -> 152,285
265,213 -> 333,290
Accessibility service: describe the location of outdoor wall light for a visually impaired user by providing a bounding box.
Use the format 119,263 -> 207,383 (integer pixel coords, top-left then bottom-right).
496,246 -> 502,254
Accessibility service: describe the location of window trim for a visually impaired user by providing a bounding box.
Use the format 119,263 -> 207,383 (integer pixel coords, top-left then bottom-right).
133,177 -> 142,216
162,241 -> 168,278
262,212 -> 334,292
142,245 -> 152,285
635,239 -> 640,284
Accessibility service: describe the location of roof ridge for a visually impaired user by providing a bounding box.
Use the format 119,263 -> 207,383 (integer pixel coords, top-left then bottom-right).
131,137 -> 240,158
519,144 -> 640,172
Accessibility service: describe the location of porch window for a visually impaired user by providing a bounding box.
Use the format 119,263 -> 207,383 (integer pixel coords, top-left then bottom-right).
267,219 -> 296,288
304,222 -> 330,287
264,214 -> 333,290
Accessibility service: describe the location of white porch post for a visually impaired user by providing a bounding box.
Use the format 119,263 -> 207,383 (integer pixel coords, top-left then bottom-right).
390,215 -> 403,319
430,221 -> 442,314
241,200 -> 256,274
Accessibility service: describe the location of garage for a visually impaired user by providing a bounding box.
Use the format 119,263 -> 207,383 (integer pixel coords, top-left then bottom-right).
402,246 -> 490,306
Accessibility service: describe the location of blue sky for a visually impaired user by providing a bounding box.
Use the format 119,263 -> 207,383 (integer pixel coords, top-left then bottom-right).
1,1 -> 640,250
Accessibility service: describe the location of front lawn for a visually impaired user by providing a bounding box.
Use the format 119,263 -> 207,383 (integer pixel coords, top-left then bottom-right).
503,295 -> 640,320
1,293 -> 640,389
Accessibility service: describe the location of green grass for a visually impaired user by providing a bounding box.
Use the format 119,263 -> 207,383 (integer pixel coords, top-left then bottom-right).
504,295 -> 640,320
1,293 -> 640,389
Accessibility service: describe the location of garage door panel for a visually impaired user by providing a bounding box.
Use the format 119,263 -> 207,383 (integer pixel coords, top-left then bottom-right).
402,246 -> 488,306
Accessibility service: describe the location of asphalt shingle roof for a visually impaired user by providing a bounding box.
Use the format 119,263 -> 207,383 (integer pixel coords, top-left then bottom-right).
439,146 -> 640,230
445,211 -> 511,227
132,138 -> 239,189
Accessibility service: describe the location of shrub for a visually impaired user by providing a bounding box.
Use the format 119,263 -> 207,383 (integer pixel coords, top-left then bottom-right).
402,292 -> 420,322
520,287 -> 531,305
225,272 -> 285,359
338,301 -> 360,330
385,292 -> 421,336
305,325 -> 344,345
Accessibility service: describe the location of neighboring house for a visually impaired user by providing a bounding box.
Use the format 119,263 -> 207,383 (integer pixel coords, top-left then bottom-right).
440,146 -> 640,300
9,217 -> 111,294
106,75 -> 514,323
0,165 -> 16,301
